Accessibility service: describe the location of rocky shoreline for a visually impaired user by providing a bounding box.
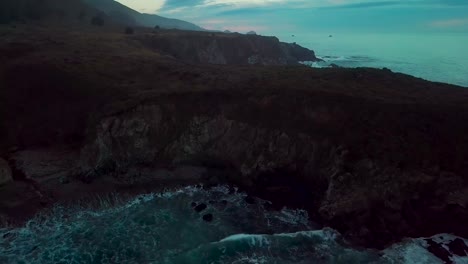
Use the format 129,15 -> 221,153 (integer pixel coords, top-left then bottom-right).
1,25 -> 468,258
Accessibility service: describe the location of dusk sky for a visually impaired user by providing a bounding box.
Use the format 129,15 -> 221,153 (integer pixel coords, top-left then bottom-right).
115,0 -> 468,34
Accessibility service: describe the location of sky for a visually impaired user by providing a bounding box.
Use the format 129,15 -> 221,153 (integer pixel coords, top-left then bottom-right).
115,0 -> 468,35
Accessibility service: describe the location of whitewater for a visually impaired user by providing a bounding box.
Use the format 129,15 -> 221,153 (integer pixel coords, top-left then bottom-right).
1,185 -> 467,263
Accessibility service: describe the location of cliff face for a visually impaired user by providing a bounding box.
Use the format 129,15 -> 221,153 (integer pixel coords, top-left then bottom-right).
78,90 -> 468,248
136,31 -> 320,65
1,27 -> 468,249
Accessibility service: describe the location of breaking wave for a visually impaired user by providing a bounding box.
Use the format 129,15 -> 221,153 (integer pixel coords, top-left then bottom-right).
301,55 -> 379,69
0,185 -> 466,263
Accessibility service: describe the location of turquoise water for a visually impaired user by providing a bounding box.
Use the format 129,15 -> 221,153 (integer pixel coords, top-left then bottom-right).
280,33 -> 468,87
1,185 -> 467,263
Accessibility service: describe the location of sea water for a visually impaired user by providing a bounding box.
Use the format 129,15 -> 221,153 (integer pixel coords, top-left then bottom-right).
279,33 -> 468,87
1,185 -> 467,264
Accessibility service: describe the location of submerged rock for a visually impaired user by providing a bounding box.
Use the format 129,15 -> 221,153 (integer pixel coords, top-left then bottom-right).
202,213 -> 213,222
194,203 -> 207,212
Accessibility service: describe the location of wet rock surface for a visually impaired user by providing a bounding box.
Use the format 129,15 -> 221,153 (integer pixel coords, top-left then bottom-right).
448,238 -> 468,256
425,239 -> 452,263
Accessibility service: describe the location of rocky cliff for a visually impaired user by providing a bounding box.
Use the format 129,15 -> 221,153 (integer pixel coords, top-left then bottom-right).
77,89 -> 468,248
0,26 -> 467,250
135,31 -> 320,65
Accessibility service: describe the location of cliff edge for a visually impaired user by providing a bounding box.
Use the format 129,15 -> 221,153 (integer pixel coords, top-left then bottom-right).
135,30 -> 320,65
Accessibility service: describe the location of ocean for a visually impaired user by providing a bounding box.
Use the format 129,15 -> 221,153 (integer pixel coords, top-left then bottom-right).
1,186 -> 467,264
278,33 -> 468,87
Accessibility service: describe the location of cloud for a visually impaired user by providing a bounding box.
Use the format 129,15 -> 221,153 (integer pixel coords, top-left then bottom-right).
159,0 -> 206,12
319,1 -> 401,9
114,0 -> 164,13
115,0 -> 468,14
113,0 -> 468,34
430,18 -> 468,28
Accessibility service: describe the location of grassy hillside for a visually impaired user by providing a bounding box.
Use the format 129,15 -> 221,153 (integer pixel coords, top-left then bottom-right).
0,0 -> 102,25
0,0 -> 204,31
83,0 -> 204,30
1,25 -> 468,149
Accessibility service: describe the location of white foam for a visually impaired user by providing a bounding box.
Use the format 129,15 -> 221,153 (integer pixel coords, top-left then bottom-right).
274,208 -> 310,226
321,55 -> 348,62
383,239 -> 444,264
220,233 -> 271,247
300,61 -> 329,68
231,255 -> 269,264
3,184 -> 468,264
219,228 -> 337,247
274,228 -> 339,241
